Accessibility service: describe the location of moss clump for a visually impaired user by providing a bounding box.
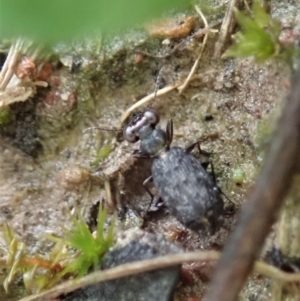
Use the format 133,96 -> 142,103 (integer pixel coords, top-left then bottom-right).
0,108 -> 12,126
59,206 -> 115,278
232,167 -> 246,185
1,206 -> 114,294
223,0 -> 281,61
92,145 -> 113,167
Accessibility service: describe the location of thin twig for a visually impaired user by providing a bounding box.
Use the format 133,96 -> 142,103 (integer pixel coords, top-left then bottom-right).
120,84 -> 179,123
147,66 -> 165,109
213,0 -> 242,59
177,5 -> 209,94
0,39 -> 23,91
18,251 -> 219,301
203,68 -> 300,301
104,180 -> 115,212
83,126 -> 122,133
17,249 -> 300,301
243,0 -> 251,14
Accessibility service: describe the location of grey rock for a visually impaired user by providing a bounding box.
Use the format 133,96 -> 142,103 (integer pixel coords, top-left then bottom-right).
64,229 -> 181,301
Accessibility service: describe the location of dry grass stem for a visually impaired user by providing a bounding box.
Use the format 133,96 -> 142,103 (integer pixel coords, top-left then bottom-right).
120,84 -> 179,123
213,0 -> 241,58
0,40 -> 23,91
177,5 -> 209,94
17,250 -> 300,301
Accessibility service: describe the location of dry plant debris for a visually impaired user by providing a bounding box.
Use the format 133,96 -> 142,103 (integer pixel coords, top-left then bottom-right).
0,39 -> 48,109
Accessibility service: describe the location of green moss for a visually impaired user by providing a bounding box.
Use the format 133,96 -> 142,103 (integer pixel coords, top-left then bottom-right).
0,108 -> 12,126
223,0 -> 281,61
60,206 -> 115,278
232,167 -> 246,185
255,109 -> 279,156
1,206 -> 115,294
92,145 -> 113,167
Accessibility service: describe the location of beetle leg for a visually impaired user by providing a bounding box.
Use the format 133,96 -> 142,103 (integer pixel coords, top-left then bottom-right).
132,149 -> 151,158
143,175 -> 155,210
165,119 -> 173,149
206,161 -> 233,204
143,176 -> 164,211
154,196 -> 164,207
186,142 -> 234,204
185,141 -> 227,192
185,141 -> 220,186
185,141 -> 211,170
209,157 -> 217,182
185,141 -> 210,156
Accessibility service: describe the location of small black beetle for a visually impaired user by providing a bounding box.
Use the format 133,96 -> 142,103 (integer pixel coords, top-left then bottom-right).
124,109 -> 224,234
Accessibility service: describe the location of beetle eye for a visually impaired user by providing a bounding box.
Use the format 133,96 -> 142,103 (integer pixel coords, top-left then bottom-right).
143,109 -> 159,126
123,126 -> 139,143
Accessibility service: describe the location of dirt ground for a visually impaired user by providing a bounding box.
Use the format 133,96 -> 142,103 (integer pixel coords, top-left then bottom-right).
0,0 -> 300,300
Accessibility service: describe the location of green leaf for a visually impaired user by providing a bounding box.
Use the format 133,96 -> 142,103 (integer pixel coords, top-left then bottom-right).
223,0 -> 281,61
3,222 -> 14,247
252,0 -> 271,28
4,242 -> 26,293
0,0 -> 189,43
61,206 -> 114,277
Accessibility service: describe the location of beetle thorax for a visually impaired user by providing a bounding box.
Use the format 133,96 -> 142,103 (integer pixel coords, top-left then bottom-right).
139,125 -> 167,157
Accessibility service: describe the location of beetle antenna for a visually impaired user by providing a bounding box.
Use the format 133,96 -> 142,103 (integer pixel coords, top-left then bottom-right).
147,66 -> 165,109
83,126 -> 123,133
